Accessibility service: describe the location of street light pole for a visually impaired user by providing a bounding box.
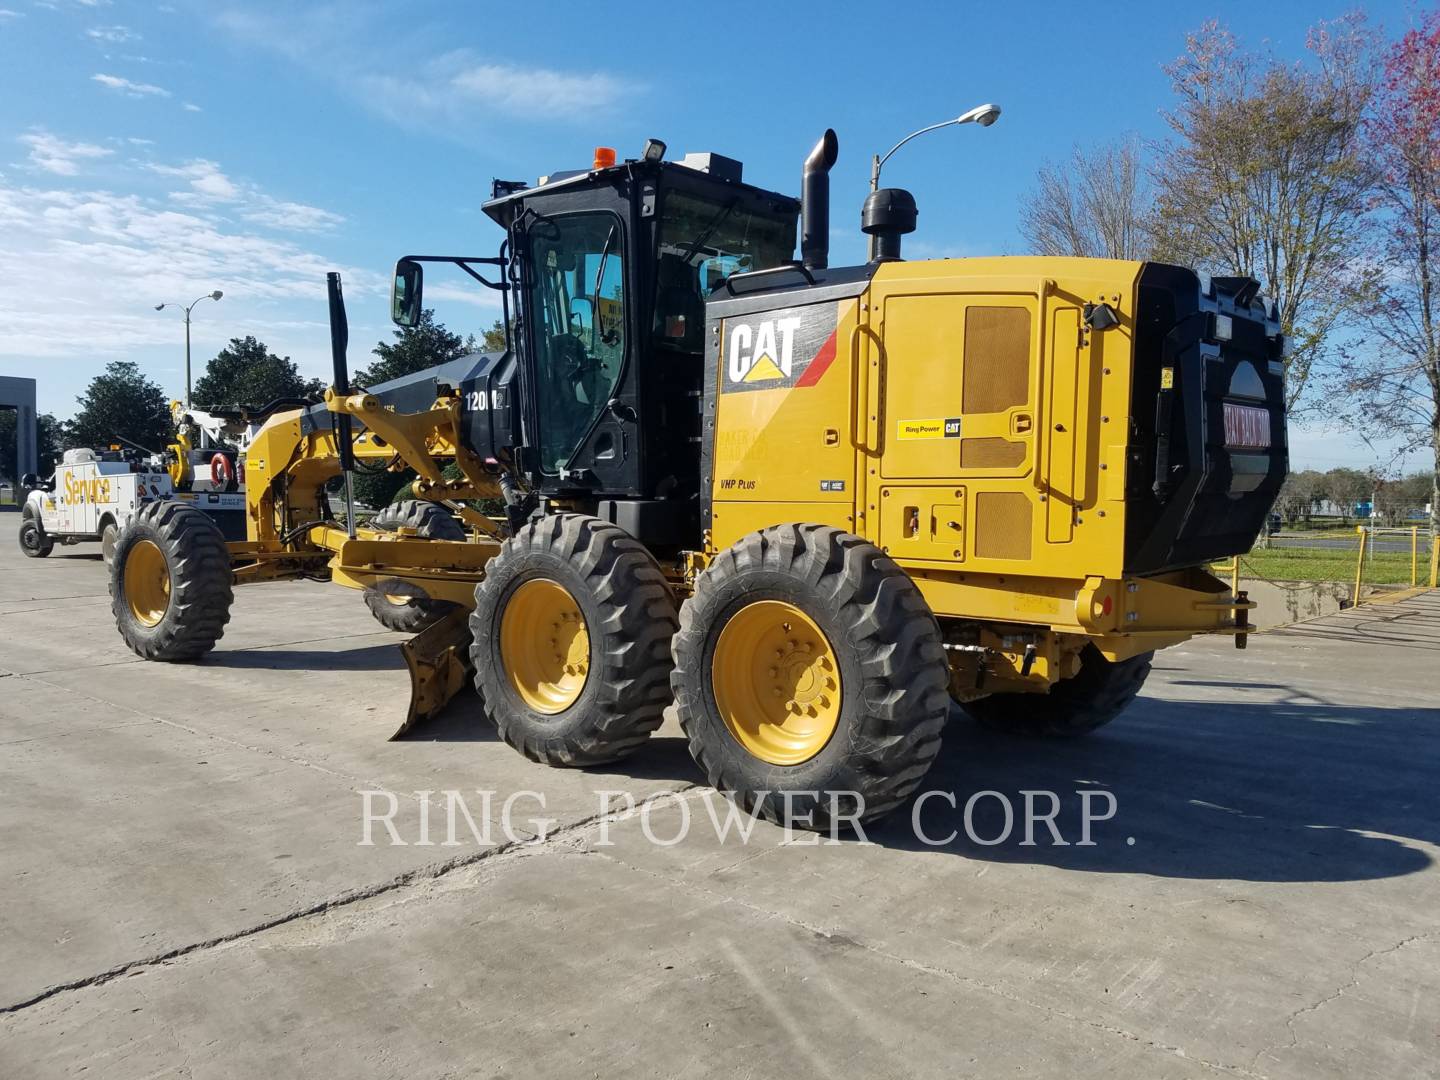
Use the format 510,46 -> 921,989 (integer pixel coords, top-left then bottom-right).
155,290 -> 223,408
867,103 -> 1001,260
184,309 -> 192,409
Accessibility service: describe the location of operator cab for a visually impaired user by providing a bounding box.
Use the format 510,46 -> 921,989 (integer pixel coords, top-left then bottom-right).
391,145 -> 798,547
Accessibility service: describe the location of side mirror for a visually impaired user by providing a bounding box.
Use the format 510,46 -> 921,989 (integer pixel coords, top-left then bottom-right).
391,259 -> 423,328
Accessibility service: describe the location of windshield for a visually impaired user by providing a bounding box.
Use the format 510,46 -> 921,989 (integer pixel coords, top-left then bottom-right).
653,190 -> 795,349
526,212 -> 627,474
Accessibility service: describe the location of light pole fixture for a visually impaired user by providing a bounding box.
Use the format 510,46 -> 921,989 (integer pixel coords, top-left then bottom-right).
155,290 -> 224,408
867,103 -> 1000,259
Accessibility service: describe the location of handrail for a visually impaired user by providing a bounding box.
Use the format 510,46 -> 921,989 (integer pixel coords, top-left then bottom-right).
1031,279 -> 1053,492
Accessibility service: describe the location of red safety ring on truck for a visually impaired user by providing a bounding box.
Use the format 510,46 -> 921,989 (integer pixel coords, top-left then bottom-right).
211,453 -> 234,488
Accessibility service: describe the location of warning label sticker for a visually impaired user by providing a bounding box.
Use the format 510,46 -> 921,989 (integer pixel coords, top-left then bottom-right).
897,418 -> 962,441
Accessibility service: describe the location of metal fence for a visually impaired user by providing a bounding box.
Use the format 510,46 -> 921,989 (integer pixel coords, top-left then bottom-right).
1219,525 -> 1437,609
1350,526 -> 1439,602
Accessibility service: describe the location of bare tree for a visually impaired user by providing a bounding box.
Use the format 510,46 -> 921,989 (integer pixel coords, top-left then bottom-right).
1020,137 -> 1151,260
1150,16 -> 1378,414
1337,12 -> 1440,531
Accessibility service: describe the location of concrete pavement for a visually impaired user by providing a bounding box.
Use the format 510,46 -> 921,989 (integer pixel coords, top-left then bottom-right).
1,511 -> 1437,1078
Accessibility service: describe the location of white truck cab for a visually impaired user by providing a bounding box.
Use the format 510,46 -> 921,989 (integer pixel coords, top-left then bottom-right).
19,448 -> 243,563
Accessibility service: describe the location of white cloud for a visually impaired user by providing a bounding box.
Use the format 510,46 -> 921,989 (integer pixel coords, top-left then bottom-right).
241,199 -> 344,231
358,54 -> 638,129
0,9 -> 24,20
447,61 -> 632,115
0,179 -> 368,371
148,158 -> 343,232
151,158 -> 239,199
86,24 -> 137,43
212,11 -> 638,134
18,132 -> 113,176
182,102 -> 202,112
92,73 -> 170,98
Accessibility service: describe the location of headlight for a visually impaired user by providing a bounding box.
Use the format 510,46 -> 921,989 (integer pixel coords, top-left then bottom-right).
1213,314 -> 1233,342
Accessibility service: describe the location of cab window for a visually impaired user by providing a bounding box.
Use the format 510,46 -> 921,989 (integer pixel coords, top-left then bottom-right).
526,213 -> 626,473
654,191 -> 795,351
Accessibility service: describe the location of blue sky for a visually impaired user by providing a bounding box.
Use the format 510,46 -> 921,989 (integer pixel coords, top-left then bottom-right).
0,0 -> 1426,471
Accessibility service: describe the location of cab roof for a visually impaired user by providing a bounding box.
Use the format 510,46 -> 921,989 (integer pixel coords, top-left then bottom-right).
480,156 -> 798,228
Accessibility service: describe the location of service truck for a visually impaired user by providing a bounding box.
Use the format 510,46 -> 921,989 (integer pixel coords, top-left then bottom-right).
19,448 -> 244,563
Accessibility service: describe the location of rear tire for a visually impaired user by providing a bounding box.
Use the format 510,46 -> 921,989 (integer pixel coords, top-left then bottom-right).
469,513 -> 678,766
370,499 -> 465,540
111,501 -> 233,660
364,579 -> 456,633
101,519 -> 118,566
963,645 -> 1153,737
19,513 -> 53,558
672,525 -> 949,829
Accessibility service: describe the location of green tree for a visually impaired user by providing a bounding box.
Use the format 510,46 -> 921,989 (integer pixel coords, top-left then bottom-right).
192,336 -> 324,409
1321,467 -> 1373,518
481,318 -> 508,352
1151,16 -> 1378,414
353,309 -> 475,388
37,413 -> 62,474
65,361 -> 172,455
350,309 -> 476,506
1275,468 -> 1326,523
0,410 -> 59,488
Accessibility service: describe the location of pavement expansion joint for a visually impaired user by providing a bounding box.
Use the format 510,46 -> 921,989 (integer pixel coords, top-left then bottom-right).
0,783 -> 705,1017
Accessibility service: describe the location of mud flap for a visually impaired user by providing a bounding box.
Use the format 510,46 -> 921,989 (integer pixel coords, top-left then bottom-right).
394,606 -> 473,739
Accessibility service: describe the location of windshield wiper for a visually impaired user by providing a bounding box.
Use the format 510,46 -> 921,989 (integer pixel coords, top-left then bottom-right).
679,199 -> 738,265
591,224 -> 617,349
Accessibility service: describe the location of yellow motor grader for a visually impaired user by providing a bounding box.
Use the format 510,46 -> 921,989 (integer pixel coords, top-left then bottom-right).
109,131 -> 1287,826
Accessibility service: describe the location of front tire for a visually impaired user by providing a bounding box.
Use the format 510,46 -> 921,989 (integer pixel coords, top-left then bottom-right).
370,499 -> 465,540
19,513 -> 53,558
364,579 -> 456,633
672,525 -> 949,829
362,500 -> 465,632
963,645 -> 1153,737
469,514 -> 678,766
111,501 -> 233,660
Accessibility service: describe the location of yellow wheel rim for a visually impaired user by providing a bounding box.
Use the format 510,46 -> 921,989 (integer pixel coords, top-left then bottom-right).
499,578 -> 590,714
384,593 -> 413,607
126,538 -> 171,628
711,600 -> 842,766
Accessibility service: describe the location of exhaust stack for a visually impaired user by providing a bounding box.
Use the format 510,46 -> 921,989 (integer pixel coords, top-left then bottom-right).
801,129 -> 839,272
